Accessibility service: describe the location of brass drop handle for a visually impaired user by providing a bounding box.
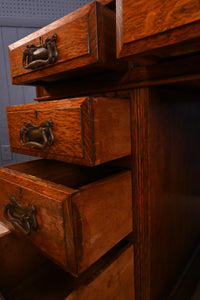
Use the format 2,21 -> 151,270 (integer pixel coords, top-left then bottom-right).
20,120 -> 54,150
22,34 -> 58,70
4,194 -> 38,235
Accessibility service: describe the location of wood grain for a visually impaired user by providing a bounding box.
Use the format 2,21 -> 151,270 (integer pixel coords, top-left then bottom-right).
149,87 -> 200,300
7,97 -> 131,166
66,245 -> 135,300
71,170 -> 133,274
92,97 -> 131,165
131,86 -> 200,299
34,52 -> 200,101
131,88 -> 151,300
9,2 -> 124,85
0,176 -> 71,268
7,98 -> 85,161
6,0 -> 200,297
0,159 -> 132,276
124,0 -> 200,43
116,0 -> 200,60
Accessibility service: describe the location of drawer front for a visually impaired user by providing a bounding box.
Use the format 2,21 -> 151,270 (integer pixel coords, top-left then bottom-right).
7,97 -> 131,166
0,160 -> 132,276
0,176 -> 70,269
117,0 -> 200,61
2,243 -> 135,300
9,2 -> 118,85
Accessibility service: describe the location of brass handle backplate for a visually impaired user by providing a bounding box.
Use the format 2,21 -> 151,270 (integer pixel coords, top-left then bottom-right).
22,34 -> 58,70
4,194 -> 38,235
20,119 -> 54,150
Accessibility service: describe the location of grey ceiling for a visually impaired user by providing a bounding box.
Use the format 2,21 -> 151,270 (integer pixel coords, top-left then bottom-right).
0,0 -> 92,25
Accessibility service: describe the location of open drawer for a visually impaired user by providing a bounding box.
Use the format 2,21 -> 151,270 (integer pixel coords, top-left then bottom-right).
7,97 -> 131,166
0,159 -> 132,276
116,0 -> 200,63
1,240 -> 135,300
9,1 -> 123,85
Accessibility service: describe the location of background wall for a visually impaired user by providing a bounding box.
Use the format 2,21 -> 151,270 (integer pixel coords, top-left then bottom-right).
0,0 -> 91,165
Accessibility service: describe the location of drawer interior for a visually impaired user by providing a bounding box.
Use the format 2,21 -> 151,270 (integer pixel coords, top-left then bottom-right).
0,228 -> 45,296
0,158 -> 132,276
5,159 -> 122,189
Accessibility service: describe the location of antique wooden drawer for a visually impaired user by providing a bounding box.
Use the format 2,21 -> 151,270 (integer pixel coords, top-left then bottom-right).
7,97 -> 131,166
2,241 -> 135,300
116,0 -> 200,62
8,1 -> 122,85
0,159 -> 132,276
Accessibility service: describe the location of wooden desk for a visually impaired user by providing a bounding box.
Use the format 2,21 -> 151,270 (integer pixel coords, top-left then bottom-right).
1,1 -> 200,299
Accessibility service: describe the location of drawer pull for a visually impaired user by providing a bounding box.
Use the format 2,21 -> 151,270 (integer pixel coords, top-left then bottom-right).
20,120 -> 54,150
4,194 -> 38,235
22,34 -> 58,70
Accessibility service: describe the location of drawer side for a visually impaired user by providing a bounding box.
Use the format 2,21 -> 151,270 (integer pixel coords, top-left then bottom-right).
71,170 -> 133,274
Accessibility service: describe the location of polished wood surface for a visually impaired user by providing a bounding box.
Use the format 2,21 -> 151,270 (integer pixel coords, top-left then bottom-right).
3,239 -> 134,300
7,97 -> 131,166
65,245 -> 135,300
70,169 -> 132,275
116,0 -> 200,61
0,159 -> 132,276
34,52 -> 200,101
131,86 -> 200,300
9,1 -> 123,85
149,87 -> 200,300
4,0 -> 200,298
121,0 -> 200,42
0,229 -> 45,294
